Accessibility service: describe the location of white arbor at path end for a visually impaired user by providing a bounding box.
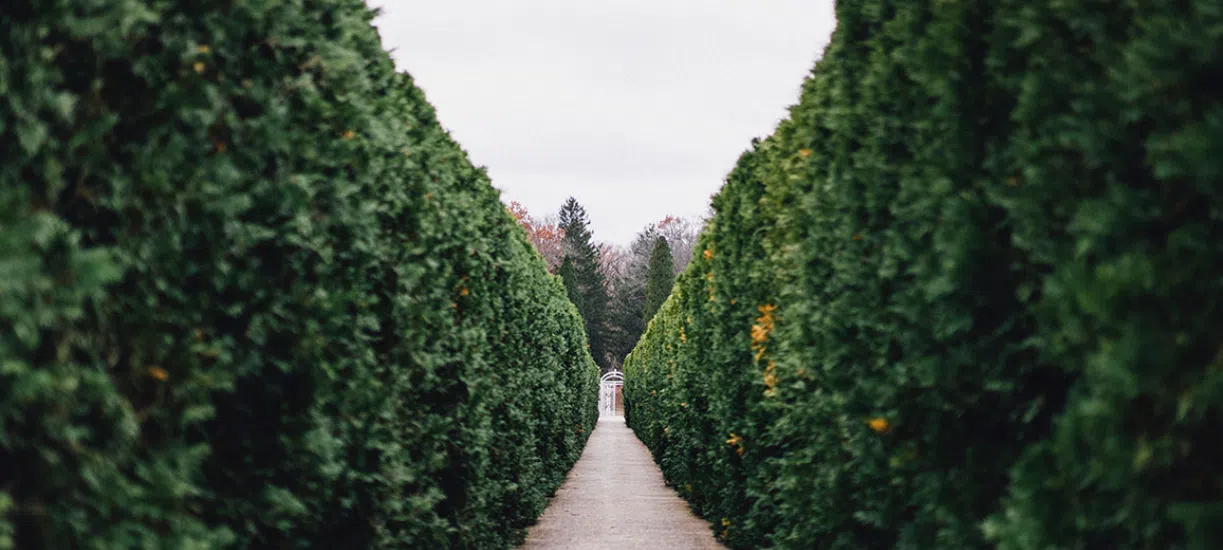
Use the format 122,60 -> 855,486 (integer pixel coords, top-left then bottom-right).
598,370 -> 623,417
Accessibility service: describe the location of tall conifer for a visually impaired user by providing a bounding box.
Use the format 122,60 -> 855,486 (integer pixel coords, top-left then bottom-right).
642,236 -> 674,325
557,197 -> 611,368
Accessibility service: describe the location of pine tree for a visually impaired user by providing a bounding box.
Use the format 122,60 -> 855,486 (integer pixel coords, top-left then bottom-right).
642,236 -> 674,325
556,197 -> 611,369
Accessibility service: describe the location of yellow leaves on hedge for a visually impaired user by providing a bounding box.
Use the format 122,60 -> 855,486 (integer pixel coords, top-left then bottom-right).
703,249 -> 713,260
868,417 -> 890,433
763,360 -> 777,394
750,324 -> 768,348
751,304 -> 777,362
342,130 -> 356,140
147,367 -> 169,381
726,433 -> 745,456
193,62 -> 205,74
459,287 -> 469,297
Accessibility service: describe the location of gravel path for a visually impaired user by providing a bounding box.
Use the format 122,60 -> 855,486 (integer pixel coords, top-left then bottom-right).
520,416 -> 724,550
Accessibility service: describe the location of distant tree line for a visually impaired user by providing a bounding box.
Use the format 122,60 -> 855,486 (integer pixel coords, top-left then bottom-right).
508,199 -> 700,371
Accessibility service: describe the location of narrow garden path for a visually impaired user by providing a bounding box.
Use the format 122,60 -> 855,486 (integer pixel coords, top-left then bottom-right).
520,416 -> 724,550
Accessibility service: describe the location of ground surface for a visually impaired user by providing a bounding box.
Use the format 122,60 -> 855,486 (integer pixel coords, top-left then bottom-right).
520,416 -> 725,550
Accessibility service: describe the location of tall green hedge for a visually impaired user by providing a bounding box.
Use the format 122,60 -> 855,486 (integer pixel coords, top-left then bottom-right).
0,1 -> 598,548
624,1 -> 1223,548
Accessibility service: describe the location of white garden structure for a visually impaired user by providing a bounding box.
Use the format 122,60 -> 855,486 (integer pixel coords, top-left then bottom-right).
598,370 -> 624,417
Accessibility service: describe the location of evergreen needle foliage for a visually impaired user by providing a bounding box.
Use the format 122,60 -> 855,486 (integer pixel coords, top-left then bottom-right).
624,2 -> 1223,549
0,1 -> 598,548
557,197 -> 611,369
643,237 -> 675,326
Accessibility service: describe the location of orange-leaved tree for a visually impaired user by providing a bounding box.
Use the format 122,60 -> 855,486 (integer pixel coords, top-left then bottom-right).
507,201 -> 564,271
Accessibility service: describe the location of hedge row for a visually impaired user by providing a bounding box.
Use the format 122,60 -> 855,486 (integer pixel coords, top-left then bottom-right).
0,1 -> 597,548
624,1 -> 1223,548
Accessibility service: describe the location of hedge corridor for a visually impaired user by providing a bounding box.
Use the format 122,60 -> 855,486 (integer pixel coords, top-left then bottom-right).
624,1 -> 1223,549
0,0 -> 598,548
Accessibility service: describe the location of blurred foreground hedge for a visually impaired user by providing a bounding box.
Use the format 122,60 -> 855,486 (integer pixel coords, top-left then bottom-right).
0,0 -> 597,548
625,1 -> 1223,548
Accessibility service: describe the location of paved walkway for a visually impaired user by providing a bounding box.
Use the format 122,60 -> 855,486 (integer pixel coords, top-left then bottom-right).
520,416 -> 724,550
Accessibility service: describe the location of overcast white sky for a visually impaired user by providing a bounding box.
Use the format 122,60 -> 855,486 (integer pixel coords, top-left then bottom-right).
371,1 -> 837,245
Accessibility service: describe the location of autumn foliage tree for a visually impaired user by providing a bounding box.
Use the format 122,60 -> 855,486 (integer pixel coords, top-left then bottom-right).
507,201 -> 564,271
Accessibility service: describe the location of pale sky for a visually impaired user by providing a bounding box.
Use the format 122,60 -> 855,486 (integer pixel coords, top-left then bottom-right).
371,1 -> 837,245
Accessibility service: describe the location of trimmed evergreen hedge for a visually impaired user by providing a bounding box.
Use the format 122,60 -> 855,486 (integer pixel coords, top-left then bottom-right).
0,1 -> 597,548
624,1 -> 1223,548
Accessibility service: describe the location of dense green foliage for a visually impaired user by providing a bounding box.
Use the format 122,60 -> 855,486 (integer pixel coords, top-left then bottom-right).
642,237 -> 674,326
624,1 -> 1223,548
0,1 -> 597,548
556,197 -> 611,369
